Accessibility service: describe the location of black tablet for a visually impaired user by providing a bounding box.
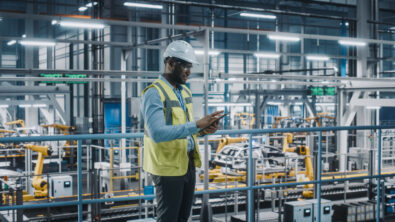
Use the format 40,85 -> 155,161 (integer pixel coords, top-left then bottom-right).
199,113 -> 228,132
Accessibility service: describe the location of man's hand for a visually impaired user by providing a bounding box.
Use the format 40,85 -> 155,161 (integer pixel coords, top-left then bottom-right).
196,110 -> 224,134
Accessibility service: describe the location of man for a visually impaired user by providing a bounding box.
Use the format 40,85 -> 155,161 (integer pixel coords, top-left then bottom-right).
140,40 -> 223,222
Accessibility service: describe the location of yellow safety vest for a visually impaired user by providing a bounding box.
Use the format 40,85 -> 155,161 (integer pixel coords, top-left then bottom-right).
142,79 -> 202,176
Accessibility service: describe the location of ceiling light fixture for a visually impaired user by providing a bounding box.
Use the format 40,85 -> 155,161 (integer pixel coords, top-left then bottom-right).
338,40 -> 366,46
194,50 -> 220,56
32,104 -> 47,108
7,40 -> 16,46
124,2 -> 163,9
18,104 -> 32,108
267,34 -> 300,42
306,55 -> 330,61
366,106 -> 381,109
86,2 -> 98,7
78,6 -> 88,11
240,12 -> 276,20
57,21 -> 105,29
0,105 -> 9,108
20,40 -> 56,46
254,52 -> 280,59
266,102 -> 283,106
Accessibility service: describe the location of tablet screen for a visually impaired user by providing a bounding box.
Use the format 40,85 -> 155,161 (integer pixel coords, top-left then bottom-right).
199,113 -> 228,132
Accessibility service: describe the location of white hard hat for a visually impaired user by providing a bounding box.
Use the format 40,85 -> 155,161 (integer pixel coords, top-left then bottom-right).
163,40 -> 198,64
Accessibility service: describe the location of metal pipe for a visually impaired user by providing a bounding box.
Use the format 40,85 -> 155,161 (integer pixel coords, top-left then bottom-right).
77,140 -> 83,222
376,129 -> 382,222
3,125 -> 395,143
147,0 -> 357,21
248,134 -> 253,222
317,132 -> 322,222
0,12 -> 393,46
0,67 -> 161,77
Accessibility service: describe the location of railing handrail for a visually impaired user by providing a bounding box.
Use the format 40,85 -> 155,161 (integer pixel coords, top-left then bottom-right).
1,125 -> 395,143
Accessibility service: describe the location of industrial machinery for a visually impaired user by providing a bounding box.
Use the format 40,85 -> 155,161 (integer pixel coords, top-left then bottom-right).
5,120 -> 25,134
25,144 -> 53,198
0,129 -> 14,147
41,123 -> 77,146
272,116 -> 291,128
284,199 -> 332,222
234,112 -> 255,129
304,112 -> 335,127
48,175 -> 73,198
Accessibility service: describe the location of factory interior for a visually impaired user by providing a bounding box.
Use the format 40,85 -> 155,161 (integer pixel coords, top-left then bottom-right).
0,0 -> 395,221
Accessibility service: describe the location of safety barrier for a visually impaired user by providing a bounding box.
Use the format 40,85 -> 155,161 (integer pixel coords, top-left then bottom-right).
0,125 -> 395,222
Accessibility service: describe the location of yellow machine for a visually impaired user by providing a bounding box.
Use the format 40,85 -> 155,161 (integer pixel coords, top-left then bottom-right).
304,112 -> 335,127
25,144 -> 53,198
41,124 -> 77,159
215,137 -> 247,154
41,124 -> 77,146
5,120 -> 26,134
235,112 -> 255,129
0,129 -> 15,147
272,116 -> 291,128
282,133 -> 314,198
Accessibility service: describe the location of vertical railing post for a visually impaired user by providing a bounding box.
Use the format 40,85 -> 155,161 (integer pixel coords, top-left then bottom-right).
317,132 -> 322,222
248,134 -> 253,222
77,140 -> 83,222
377,129 -> 382,222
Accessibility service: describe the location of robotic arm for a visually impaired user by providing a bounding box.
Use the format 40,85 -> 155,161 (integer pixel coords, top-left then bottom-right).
25,144 -> 53,198
41,124 -> 77,146
6,120 -> 25,134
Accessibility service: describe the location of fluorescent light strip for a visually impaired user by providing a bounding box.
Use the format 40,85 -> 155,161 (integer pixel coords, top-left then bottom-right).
207,103 -> 253,107
58,21 -> 105,29
195,50 -> 220,56
0,105 -> 9,108
7,40 -> 16,46
78,6 -> 88,11
32,104 -> 47,108
18,104 -> 32,108
20,40 -> 56,46
240,12 -> 276,20
266,102 -> 282,106
315,103 -> 336,106
124,2 -> 163,9
338,40 -> 366,46
366,106 -> 381,109
267,35 -> 300,42
306,55 -> 330,61
254,53 -> 280,59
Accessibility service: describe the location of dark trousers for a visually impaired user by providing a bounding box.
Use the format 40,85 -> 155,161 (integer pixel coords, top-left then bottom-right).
152,154 -> 195,222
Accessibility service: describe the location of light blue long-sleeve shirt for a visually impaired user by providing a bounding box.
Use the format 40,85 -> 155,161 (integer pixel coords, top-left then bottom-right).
141,75 -> 199,152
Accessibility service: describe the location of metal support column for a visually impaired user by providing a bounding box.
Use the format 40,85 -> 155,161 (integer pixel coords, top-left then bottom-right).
200,28 -> 212,222
317,132 -> 322,222
77,140 -> 83,222
376,129 -> 382,222
248,134 -> 253,222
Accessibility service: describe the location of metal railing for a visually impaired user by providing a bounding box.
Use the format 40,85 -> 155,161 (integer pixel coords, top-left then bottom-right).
0,125 -> 395,222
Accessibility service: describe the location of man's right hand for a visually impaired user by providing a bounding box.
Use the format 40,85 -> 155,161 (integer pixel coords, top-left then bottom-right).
196,110 -> 224,129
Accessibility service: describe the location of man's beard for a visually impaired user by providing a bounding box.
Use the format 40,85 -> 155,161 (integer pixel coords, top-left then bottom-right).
168,68 -> 185,85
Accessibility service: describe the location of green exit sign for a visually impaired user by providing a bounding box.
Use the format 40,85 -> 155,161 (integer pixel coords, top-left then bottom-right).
40,73 -> 63,83
310,87 -> 336,96
40,73 -> 87,84
65,74 -> 88,84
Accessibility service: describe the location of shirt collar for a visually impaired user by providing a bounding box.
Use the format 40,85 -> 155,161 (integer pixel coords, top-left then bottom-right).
160,75 -> 183,91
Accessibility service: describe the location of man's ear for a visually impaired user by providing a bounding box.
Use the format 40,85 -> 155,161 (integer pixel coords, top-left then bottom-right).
167,59 -> 175,70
